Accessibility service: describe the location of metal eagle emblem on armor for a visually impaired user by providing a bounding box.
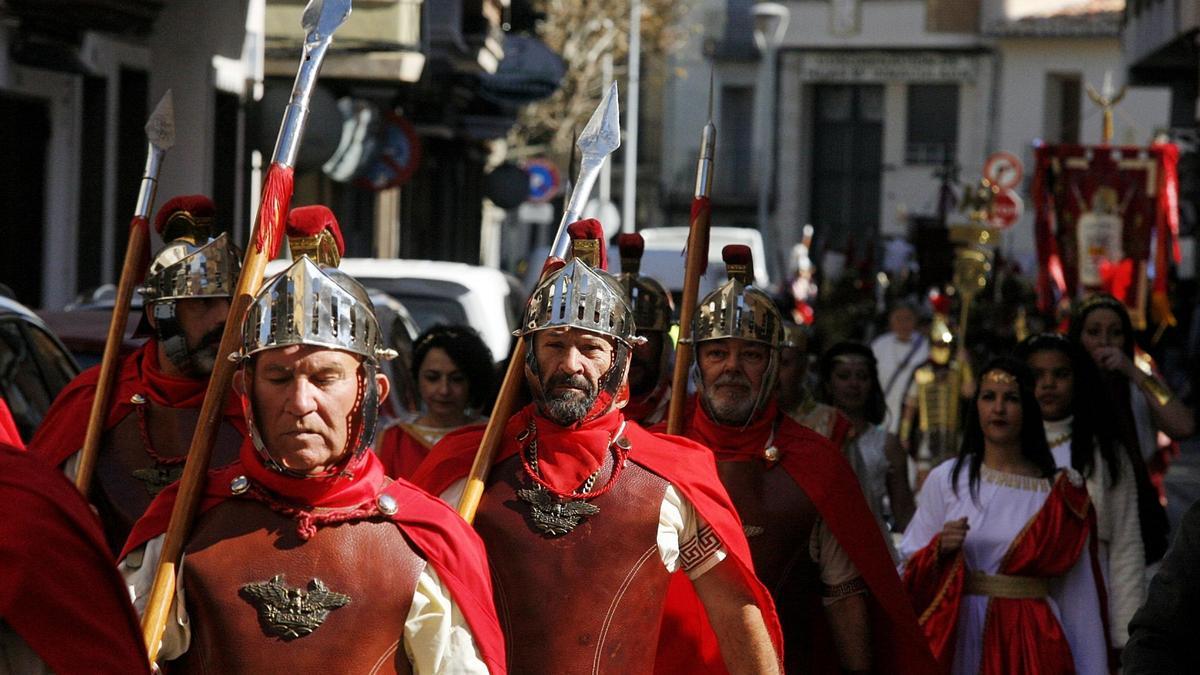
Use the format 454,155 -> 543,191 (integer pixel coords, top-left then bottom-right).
516,487 -> 600,536
131,465 -> 184,495
240,574 -> 351,640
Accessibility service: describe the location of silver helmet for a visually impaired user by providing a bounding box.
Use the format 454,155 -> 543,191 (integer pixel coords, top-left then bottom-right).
233,254 -> 397,476
692,244 -> 784,421
137,230 -> 242,374
517,220 -> 644,422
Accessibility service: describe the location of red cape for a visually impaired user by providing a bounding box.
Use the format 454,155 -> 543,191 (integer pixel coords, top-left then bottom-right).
659,398 -> 938,673
376,421 -> 486,481
122,452 -> 506,675
409,404 -> 785,670
0,396 -> 23,449
0,446 -> 149,674
27,341 -> 246,469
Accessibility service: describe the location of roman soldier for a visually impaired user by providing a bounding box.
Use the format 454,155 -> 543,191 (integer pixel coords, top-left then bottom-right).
28,195 -> 246,554
411,220 -> 783,673
0,444 -> 148,674
616,232 -> 675,426
120,206 -> 505,673
661,245 -> 937,674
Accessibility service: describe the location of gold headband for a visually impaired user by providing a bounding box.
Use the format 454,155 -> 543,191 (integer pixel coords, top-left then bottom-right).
983,370 -> 1016,385
832,353 -> 871,366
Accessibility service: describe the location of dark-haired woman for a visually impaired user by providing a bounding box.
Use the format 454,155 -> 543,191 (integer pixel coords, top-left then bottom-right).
818,342 -> 915,535
1018,333 -> 1144,651
899,358 -> 1109,674
1070,294 -> 1192,563
377,325 -> 496,479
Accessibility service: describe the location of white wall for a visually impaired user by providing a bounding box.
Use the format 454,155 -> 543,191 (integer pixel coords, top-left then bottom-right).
147,0 -> 250,213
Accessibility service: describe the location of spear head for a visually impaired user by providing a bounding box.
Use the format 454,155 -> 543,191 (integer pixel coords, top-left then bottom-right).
145,90 -> 175,152
552,83 -> 622,258
303,0 -> 352,44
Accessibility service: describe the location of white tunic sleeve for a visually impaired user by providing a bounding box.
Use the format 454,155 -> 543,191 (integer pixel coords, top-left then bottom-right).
120,535 -> 191,661
1105,449 -> 1146,647
658,484 -> 727,579
404,567 -> 490,674
898,461 -> 952,571
1049,534 -> 1109,675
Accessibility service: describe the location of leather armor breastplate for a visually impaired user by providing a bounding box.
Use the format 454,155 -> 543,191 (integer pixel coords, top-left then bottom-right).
475,453 -> 671,675
717,459 -> 822,674
177,499 -> 424,674
93,401 -> 242,554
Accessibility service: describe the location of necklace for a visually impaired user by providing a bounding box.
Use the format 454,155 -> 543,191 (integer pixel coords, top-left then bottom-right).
515,421 -> 629,537
1048,431 -> 1071,448
129,393 -> 187,495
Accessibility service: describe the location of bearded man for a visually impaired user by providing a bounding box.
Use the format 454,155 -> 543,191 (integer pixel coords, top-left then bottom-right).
661,245 -> 937,674
28,195 -> 246,553
120,207 -> 505,673
412,220 -> 782,674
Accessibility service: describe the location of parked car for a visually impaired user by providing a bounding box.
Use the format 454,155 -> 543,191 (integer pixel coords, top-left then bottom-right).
267,258 -> 524,363
0,295 -> 80,443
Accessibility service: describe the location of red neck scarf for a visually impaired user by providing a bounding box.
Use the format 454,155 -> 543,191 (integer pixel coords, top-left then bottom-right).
139,340 -> 212,408
529,408 -> 625,493
238,438 -> 387,512
689,399 -> 778,461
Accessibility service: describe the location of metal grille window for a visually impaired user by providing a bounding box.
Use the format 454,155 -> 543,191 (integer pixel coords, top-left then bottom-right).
905,84 -> 959,165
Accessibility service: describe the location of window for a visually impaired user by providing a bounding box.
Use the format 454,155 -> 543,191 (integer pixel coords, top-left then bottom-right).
1045,73 -> 1082,144
718,85 -> 755,196
905,84 -> 959,165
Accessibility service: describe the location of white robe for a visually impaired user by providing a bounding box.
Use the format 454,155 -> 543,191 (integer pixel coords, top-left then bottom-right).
900,460 -> 1108,674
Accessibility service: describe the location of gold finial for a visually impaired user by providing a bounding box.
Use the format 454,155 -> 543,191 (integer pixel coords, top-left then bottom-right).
1086,71 -> 1128,145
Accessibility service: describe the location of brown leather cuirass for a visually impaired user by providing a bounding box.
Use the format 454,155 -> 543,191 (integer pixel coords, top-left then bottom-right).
475,453 -> 671,675
175,499 -> 425,674
717,460 -> 822,674
93,401 -> 242,554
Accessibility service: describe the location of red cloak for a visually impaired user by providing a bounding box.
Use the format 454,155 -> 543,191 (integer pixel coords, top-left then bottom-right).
658,396 -> 938,673
0,396 -> 24,448
903,471 -> 1113,674
122,440 -> 506,675
376,420 -> 485,480
409,404 -> 785,669
27,340 -> 246,468
0,446 -> 149,674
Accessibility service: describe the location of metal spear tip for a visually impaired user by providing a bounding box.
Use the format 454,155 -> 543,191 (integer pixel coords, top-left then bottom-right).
302,0 -> 352,41
577,82 -> 621,159
145,90 -> 176,151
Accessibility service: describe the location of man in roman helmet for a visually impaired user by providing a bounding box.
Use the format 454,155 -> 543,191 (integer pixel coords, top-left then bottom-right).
411,220 -> 782,674
120,206 -> 505,673
616,232 -> 675,426
663,244 -> 936,674
28,195 -> 247,554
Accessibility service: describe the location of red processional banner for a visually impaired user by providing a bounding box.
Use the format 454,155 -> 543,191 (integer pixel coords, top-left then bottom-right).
1032,143 -> 1180,329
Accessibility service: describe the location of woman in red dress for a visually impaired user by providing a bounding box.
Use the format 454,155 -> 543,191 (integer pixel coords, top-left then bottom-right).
376,325 -> 495,479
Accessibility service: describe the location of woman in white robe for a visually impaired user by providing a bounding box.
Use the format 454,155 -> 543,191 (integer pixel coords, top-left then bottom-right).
899,357 -> 1110,674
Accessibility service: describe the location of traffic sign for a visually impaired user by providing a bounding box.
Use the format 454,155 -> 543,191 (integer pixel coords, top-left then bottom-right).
984,151 -> 1023,190
990,189 -> 1024,230
524,158 -> 561,203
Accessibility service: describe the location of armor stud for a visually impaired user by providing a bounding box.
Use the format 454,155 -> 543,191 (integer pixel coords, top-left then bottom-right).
130,393 -> 147,405
230,475 -> 250,494
377,493 -> 398,516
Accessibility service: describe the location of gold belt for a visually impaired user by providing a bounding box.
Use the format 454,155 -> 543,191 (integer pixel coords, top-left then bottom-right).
963,572 -> 1049,599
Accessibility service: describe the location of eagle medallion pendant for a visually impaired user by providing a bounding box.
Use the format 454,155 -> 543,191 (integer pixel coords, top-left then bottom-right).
131,464 -> 184,495
516,487 -> 599,537
240,574 -> 351,640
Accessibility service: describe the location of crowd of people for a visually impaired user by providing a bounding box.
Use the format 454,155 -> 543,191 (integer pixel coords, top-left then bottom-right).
2,194 -> 1198,674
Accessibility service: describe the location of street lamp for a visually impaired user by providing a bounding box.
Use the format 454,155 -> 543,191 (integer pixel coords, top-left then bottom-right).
753,2 -> 790,280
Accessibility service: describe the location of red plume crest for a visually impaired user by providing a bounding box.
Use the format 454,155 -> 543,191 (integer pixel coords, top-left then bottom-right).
286,205 -> 346,256
567,218 -> 608,271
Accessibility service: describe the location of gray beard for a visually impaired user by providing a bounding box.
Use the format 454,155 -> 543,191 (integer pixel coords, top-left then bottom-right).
704,389 -> 756,426
540,389 -> 596,426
